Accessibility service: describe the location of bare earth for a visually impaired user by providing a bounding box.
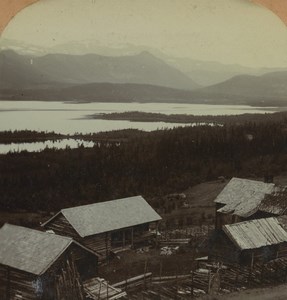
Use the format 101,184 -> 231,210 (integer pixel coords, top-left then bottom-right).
201,284 -> 287,300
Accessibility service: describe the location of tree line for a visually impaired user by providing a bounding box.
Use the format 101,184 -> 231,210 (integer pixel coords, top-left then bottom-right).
1,121 -> 287,212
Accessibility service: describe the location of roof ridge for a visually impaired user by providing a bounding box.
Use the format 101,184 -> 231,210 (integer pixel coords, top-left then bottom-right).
2,223 -> 73,241
61,195 -> 144,212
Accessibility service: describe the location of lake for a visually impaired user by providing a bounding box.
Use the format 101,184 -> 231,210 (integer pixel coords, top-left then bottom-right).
0,101 -> 277,153
0,101 -> 276,135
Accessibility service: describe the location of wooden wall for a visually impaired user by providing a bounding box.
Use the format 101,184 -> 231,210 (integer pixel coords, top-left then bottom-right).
44,213 -> 79,239
82,233 -> 111,262
0,245 -> 97,300
45,214 -> 157,261
209,231 -> 241,264
0,266 -> 38,300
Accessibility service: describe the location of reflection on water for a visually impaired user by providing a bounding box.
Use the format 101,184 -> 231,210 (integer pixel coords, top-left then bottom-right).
0,139 -> 95,154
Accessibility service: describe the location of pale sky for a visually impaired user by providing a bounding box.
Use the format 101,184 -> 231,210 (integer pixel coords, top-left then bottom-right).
2,0 -> 287,68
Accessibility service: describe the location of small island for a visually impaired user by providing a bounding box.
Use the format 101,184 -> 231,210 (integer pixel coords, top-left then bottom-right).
89,110 -> 287,125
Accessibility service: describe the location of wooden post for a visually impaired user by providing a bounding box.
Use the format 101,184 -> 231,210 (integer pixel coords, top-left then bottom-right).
155,222 -> 159,248
191,271 -> 194,299
105,233 -> 109,262
106,280 -> 109,299
176,266 -> 178,298
123,230 -> 126,247
159,260 -> 163,282
251,252 -> 254,270
144,260 -> 148,288
207,270 -> 211,294
131,227 -> 134,248
6,267 -> 10,300
98,279 -> 102,299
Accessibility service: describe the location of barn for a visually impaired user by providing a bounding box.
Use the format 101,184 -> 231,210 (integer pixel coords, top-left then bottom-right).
42,196 -> 162,261
0,223 -> 99,300
214,177 -> 287,229
210,217 -> 287,266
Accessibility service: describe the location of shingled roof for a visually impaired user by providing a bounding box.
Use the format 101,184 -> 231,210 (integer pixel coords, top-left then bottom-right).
223,217 -> 287,250
215,177 -> 287,218
0,224 -> 74,275
43,196 -> 162,238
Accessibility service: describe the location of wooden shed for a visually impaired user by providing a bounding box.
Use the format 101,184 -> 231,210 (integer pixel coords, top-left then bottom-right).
214,177 -> 287,229
0,223 -> 99,300
210,217 -> 287,266
42,196 -> 162,261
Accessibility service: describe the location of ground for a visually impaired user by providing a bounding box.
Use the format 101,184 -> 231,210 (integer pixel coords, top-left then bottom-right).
201,284 -> 287,300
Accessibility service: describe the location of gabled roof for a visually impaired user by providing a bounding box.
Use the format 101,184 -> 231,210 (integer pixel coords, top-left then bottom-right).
0,224 -> 74,275
223,217 -> 287,250
43,196 -> 162,238
0,224 -> 97,275
215,177 -> 275,217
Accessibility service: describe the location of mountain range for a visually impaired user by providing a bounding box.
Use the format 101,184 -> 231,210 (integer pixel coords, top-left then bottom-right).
0,49 -> 198,90
0,47 -> 287,106
2,38 -> 287,86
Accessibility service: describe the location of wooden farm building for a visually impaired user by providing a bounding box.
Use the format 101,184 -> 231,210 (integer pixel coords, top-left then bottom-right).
42,196 -> 162,261
210,217 -> 287,266
214,177 -> 287,229
0,223 -> 99,300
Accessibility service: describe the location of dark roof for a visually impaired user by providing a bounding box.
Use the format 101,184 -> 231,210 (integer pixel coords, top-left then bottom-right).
259,186 -> 287,215
43,196 -> 162,238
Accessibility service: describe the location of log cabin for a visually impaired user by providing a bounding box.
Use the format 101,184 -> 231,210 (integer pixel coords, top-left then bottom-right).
0,223 -> 99,300
210,217 -> 287,266
42,196 -> 162,261
214,177 -> 287,229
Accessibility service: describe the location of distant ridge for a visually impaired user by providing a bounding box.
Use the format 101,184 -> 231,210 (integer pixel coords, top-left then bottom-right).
198,71 -> 287,99
0,49 -> 199,90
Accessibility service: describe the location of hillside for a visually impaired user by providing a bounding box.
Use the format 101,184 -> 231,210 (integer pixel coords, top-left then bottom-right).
166,56 -> 287,86
198,71 -> 287,100
0,50 -> 199,90
0,82 -> 196,102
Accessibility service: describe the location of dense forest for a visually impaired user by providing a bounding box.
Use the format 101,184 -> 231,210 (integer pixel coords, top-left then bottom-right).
1,121 -> 287,212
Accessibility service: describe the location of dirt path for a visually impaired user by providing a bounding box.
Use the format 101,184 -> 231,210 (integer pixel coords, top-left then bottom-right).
201,284 -> 287,300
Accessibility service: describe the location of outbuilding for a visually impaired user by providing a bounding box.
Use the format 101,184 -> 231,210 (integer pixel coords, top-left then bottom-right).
210,217 -> 287,266
214,177 -> 287,229
0,224 -> 99,300
42,196 -> 162,261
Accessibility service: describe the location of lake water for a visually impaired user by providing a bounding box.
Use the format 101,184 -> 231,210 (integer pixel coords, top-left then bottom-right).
0,101 -> 276,153
0,101 -> 275,135
0,139 -> 96,154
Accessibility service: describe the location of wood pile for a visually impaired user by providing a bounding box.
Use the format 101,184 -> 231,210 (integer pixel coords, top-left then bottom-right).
191,268 -> 212,294
84,277 -> 126,300
55,258 -> 84,300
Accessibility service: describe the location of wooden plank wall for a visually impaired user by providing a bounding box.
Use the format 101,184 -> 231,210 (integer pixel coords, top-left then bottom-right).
82,233 -> 111,261
44,213 -> 79,239
0,266 -> 38,300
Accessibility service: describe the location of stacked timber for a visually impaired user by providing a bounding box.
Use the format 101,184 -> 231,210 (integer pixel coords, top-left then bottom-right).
84,277 -> 126,300
191,268 -> 212,293
54,258 -> 84,300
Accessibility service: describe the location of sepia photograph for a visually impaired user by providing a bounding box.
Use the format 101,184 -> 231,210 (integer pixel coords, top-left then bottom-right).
0,0 -> 287,299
